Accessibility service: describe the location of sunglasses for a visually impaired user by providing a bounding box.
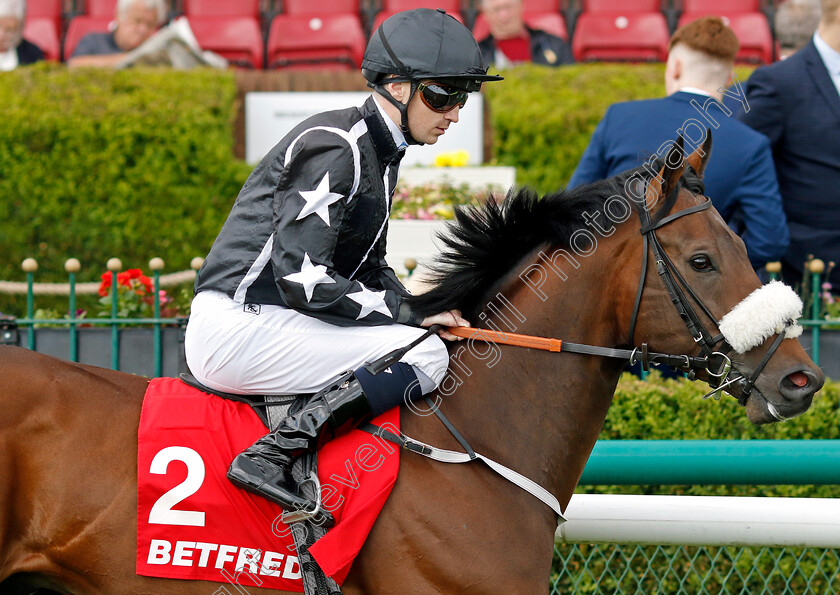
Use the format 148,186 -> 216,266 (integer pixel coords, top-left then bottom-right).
417,82 -> 469,113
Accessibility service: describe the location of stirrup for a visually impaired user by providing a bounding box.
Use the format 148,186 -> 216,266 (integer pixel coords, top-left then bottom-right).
281,470 -> 333,526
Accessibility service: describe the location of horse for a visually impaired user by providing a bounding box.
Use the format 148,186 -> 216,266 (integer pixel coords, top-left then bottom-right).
0,138 -> 824,594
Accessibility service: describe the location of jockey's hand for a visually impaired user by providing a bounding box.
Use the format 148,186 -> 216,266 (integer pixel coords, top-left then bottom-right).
421,310 -> 470,341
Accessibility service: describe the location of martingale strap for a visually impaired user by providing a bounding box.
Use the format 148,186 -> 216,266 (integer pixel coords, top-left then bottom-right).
361,421 -> 566,524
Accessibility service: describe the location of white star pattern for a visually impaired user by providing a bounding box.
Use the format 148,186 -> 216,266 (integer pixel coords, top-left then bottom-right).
282,253 -> 335,302
296,172 -> 344,226
347,285 -> 392,320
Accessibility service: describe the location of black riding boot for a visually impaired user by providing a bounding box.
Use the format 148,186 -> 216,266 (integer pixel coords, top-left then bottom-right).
227,376 -> 371,512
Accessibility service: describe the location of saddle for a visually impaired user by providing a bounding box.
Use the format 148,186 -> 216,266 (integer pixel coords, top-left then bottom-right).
177,373 -> 342,595
179,372 -> 301,430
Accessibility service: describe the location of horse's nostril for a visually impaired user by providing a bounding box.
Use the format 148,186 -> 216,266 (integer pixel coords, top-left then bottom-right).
788,372 -> 809,388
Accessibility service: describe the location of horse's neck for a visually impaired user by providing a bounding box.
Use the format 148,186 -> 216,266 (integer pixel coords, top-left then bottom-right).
419,259 -> 628,511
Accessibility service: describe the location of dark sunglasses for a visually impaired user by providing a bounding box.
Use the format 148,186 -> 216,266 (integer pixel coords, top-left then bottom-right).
417,82 -> 468,113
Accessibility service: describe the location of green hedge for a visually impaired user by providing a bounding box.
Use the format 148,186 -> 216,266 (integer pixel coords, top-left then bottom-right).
584,372 -> 840,498
482,63 -> 756,193
0,63 -> 250,296
0,63 -> 756,306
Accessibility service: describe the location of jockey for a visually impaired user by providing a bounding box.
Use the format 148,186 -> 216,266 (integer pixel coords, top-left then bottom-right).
185,8 -> 503,513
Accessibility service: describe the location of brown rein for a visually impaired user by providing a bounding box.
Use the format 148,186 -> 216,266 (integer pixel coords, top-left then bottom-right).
446,326 -> 564,352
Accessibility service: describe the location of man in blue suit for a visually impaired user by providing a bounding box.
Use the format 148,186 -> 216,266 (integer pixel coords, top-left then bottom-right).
569,17 -> 789,271
736,0 -> 840,285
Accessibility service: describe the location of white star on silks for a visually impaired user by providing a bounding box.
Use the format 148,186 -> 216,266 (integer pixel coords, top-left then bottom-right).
282,253 -> 335,302
347,286 -> 392,320
296,172 -> 344,226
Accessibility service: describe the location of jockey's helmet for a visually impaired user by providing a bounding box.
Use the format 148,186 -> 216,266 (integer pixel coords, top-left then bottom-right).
361,8 -> 502,144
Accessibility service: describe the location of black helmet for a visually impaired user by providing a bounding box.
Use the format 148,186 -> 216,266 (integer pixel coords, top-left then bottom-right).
362,8 -> 503,144
362,8 -> 502,93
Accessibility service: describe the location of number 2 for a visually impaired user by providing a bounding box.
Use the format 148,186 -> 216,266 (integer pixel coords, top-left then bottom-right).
148,446 -> 206,527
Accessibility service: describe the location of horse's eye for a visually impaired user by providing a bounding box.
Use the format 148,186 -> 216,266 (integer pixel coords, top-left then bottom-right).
690,255 -> 714,271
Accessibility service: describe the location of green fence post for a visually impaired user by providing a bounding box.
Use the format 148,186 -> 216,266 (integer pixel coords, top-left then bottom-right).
150,257 -> 164,378
766,261 -> 781,282
22,258 -> 37,350
66,258 -> 81,362
107,257 -> 122,371
809,258 -> 823,367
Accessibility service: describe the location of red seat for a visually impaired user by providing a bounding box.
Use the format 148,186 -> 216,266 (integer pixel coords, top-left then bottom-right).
681,0 -> 761,11
523,0 -> 564,10
572,11 -> 670,61
26,0 -> 62,21
187,17 -> 264,68
282,0 -> 360,15
381,0 -> 460,11
63,16 -> 113,57
182,0 -> 259,18
677,12 -> 773,63
83,0 -> 118,17
372,9 -> 464,32
266,13 -> 365,70
473,11 -> 568,41
23,19 -> 60,61
25,0 -> 62,60
583,0 -> 661,11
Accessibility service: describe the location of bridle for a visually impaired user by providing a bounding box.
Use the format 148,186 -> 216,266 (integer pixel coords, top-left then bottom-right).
449,183 -> 794,407
629,185 -> 792,405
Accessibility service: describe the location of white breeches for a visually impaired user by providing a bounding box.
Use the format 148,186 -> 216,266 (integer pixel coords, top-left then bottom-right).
184,290 -> 449,395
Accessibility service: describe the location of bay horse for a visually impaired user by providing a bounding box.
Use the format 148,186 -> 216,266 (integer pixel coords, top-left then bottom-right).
0,139 -> 824,594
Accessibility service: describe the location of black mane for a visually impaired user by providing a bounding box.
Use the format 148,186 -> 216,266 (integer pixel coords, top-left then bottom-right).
406,159 -> 704,319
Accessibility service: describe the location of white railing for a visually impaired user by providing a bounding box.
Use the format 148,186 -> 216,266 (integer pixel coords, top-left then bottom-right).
558,494 -> 840,548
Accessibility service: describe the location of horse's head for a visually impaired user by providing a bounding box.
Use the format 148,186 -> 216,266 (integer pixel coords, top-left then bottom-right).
624,135 -> 823,424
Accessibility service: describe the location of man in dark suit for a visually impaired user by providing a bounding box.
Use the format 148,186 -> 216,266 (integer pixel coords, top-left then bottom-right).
736,0 -> 840,285
569,17 -> 789,270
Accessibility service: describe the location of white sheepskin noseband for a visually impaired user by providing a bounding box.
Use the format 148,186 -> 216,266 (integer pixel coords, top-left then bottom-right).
718,280 -> 804,354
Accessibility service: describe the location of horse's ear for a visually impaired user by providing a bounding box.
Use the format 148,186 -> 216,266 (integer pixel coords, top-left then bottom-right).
646,136 -> 686,208
686,129 -> 713,179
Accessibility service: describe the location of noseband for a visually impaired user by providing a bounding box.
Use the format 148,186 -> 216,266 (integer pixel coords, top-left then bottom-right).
628,190 -> 793,405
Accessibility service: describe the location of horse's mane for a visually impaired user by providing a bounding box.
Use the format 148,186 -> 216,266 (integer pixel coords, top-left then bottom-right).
406,159 -> 705,319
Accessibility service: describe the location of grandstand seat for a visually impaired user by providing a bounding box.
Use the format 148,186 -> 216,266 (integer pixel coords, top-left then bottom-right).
83,0 -> 118,17
681,0 -> 761,11
266,13 -> 366,70
371,1 -> 464,32
472,11 -> 568,41
182,0 -> 262,68
23,19 -> 60,61
26,0 -> 61,24
572,11 -> 670,61
676,11 -> 774,63
583,0 -> 661,11
379,0 -> 460,11
522,0 -> 565,10
182,0 -> 259,18
282,0 -> 360,15
24,0 -> 62,61
187,18 -> 264,68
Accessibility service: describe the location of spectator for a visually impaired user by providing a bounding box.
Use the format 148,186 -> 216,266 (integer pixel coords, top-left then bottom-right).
0,0 -> 43,70
738,0 -> 840,285
569,16 -> 789,270
477,0 -> 573,67
68,0 -> 166,68
775,0 -> 822,59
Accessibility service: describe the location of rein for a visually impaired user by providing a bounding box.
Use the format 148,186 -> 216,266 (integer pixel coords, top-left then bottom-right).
445,326 -> 711,372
